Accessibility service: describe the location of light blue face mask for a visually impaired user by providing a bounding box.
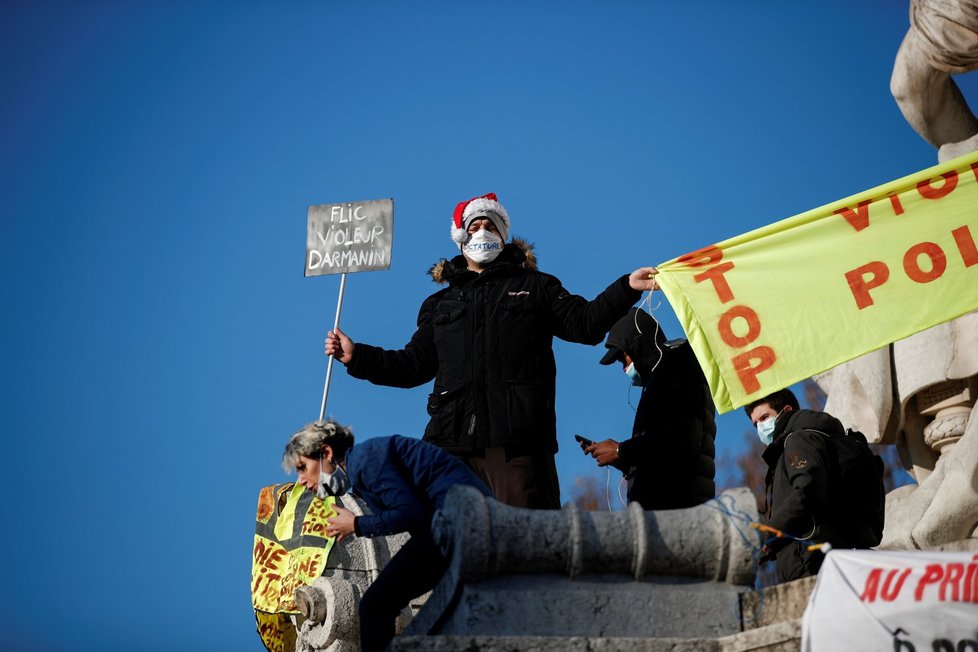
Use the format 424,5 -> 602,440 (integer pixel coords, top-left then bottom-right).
624,362 -> 643,387
756,418 -> 777,446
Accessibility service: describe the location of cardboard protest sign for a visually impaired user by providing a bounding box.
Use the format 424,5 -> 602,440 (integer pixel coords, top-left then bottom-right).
655,151 -> 978,413
801,549 -> 978,651
305,198 -> 394,276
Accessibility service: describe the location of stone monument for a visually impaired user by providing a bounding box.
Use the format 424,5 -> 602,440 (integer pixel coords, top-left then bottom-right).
288,487 -> 813,651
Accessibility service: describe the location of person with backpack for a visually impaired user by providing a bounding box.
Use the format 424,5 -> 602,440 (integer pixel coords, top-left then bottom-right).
744,388 -> 885,583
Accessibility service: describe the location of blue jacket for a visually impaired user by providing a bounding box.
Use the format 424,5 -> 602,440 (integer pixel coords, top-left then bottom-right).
346,435 -> 492,537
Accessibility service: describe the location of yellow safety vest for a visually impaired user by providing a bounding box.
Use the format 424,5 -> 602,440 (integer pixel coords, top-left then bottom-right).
252,482 -> 336,652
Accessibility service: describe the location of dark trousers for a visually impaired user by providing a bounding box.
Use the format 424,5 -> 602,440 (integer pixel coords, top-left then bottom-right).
463,446 -> 561,509
775,540 -> 826,583
358,530 -> 448,652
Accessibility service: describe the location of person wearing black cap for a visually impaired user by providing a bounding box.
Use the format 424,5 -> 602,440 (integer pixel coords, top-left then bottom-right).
585,308 -> 717,510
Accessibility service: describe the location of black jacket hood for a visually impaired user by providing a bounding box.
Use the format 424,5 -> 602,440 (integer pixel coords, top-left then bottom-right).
599,307 -> 674,379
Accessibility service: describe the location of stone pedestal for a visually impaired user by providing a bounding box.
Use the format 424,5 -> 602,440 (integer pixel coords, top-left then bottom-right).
405,487 -> 761,640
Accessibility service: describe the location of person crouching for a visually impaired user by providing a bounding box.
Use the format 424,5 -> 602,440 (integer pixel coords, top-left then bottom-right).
282,421 -> 492,652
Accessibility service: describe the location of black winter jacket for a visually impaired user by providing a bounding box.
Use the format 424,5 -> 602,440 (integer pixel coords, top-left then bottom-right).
607,310 -> 716,509
762,408 -> 848,582
347,240 -> 641,455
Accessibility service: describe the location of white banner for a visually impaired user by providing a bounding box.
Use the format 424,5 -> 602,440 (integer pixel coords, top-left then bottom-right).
802,549 -> 978,652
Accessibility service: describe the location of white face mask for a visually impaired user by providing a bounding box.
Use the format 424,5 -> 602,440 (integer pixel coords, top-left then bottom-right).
462,229 -> 503,264
317,455 -> 350,499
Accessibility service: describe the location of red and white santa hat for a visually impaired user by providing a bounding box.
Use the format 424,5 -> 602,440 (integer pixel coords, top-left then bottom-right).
450,192 -> 510,245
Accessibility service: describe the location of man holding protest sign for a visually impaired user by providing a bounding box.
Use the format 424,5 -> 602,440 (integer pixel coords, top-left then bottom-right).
325,192 -> 657,508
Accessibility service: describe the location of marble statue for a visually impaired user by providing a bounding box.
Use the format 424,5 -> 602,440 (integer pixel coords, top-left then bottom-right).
890,0 -> 978,162
815,316 -> 978,550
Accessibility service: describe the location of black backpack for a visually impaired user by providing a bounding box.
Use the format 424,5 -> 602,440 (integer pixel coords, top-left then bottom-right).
808,428 -> 886,547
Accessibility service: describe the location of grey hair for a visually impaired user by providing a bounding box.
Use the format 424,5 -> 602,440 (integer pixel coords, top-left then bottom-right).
281,420 -> 355,473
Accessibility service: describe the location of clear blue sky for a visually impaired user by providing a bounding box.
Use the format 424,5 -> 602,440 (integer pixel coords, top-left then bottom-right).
2,2 -> 972,650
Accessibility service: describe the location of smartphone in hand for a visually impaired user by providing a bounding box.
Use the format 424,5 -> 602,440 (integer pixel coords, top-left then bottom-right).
574,434 -> 594,453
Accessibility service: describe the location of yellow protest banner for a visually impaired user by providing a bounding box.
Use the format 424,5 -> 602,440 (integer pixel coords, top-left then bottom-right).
252,482 -> 336,652
655,151 -> 978,414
